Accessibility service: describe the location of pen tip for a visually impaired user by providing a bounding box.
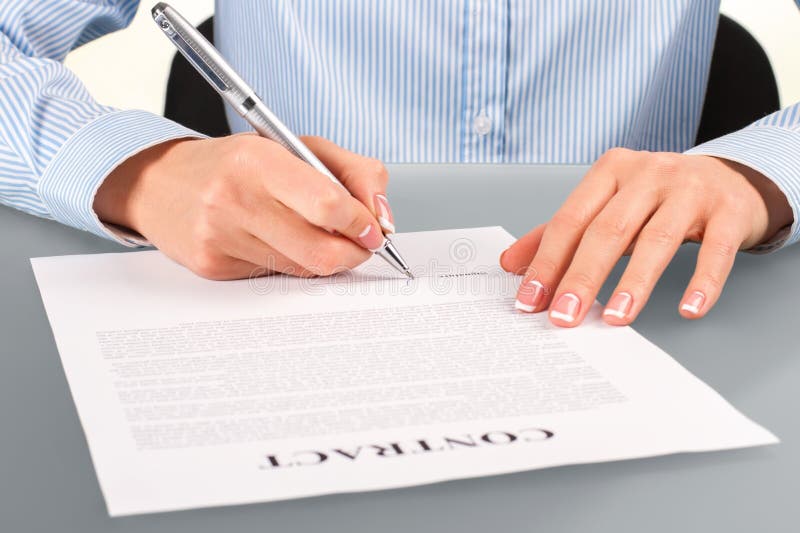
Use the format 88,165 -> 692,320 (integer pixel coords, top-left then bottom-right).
405,271 -> 415,280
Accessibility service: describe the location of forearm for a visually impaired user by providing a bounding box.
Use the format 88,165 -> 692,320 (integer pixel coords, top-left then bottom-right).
0,1 -> 202,245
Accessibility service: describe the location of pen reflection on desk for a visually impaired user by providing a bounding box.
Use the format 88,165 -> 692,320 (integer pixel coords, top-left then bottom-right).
151,2 -> 413,280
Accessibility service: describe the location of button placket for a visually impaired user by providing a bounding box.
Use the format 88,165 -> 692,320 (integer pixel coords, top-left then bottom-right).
461,0 -> 508,162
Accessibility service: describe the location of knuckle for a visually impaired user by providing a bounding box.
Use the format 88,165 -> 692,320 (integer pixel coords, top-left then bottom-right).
199,179 -> 233,211
720,188 -> 752,213
648,152 -> 681,178
655,180 -> 677,201
190,250 -> 228,280
586,215 -> 628,243
562,270 -> 598,293
595,147 -> 634,173
191,213 -> 219,250
550,209 -> 591,234
220,136 -> 274,175
699,271 -> 725,292
681,172 -> 707,196
639,225 -> 679,248
599,147 -> 631,164
343,214 -> 369,238
622,269 -> 652,289
219,137 -> 254,169
303,251 -> 336,277
706,237 -> 738,258
363,157 -> 389,186
310,187 -> 345,225
326,239 -> 357,267
304,241 -> 348,276
530,256 -> 560,280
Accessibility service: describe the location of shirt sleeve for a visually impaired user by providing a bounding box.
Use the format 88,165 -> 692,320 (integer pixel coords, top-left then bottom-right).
0,1 -> 204,246
685,102 -> 800,252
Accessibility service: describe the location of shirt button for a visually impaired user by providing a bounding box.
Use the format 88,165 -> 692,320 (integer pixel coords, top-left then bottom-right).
473,113 -> 492,135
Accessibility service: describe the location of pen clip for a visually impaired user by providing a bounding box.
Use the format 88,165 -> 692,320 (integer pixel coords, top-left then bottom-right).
152,7 -> 229,93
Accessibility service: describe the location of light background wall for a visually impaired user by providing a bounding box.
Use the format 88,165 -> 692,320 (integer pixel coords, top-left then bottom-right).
64,0 -> 800,118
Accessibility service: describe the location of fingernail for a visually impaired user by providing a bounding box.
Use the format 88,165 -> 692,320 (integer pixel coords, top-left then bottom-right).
515,280 -> 545,312
358,224 -> 385,252
374,194 -> 395,233
550,293 -> 581,323
603,292 -> 633,320
681,290 -> 705,315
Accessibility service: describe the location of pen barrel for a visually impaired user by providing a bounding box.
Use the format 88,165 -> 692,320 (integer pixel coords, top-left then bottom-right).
243,102 -> 339,184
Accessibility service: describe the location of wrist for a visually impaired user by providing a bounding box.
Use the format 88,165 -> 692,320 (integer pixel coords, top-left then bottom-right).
93,139 -> 190,235
740,164 -> 793,244
711,157 -> 793,246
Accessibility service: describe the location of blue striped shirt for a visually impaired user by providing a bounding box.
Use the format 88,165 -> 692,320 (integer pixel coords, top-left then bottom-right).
1,1 -> 799,247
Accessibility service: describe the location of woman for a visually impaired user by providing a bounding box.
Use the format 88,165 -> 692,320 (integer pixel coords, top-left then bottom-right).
1,0 -> 798,327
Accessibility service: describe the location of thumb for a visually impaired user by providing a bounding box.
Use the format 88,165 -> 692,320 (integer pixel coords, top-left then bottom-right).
301,136 -> 395,234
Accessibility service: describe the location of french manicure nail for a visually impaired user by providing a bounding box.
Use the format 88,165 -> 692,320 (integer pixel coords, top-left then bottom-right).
358,224 -> 384,252
550,293 -> 581,323
604,292 -> 633,320
681,290 -> 705,315
374,194 -> 395,233
515,280 -> 545,312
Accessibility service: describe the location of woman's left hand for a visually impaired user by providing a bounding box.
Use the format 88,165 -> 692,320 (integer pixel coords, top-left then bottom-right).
500,148 -> 793,327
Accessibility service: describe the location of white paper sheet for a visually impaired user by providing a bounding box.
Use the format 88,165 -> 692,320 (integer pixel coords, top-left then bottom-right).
31,227 -> 777,516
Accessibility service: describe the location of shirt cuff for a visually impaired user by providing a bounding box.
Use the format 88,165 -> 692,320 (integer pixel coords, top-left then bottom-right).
685,125 -> 800,252
37,109 -> 205,247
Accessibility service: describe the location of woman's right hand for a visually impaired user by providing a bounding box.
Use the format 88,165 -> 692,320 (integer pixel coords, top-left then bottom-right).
94,134 -> 396,280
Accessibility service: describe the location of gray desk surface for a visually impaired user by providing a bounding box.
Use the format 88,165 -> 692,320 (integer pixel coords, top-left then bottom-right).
1,164 -> 798,532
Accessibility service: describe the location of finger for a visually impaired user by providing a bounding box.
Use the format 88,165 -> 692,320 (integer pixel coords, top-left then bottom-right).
547,184 -> 660,327
500,224 -> 546,274
253,142 -> 387,252
679,215 -> 745,319
222,229 -> 315,277
188,255 -> 264,281
514,165 -> 619,313
302,136 -> 395,233
242,199 -> 371,276
602,198 -> 702,325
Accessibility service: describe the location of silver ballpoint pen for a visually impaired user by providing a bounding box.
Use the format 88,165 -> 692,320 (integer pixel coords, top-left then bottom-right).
151,3 -> 413,279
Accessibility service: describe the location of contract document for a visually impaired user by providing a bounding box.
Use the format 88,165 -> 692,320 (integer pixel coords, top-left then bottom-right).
31,226 -> 776,516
